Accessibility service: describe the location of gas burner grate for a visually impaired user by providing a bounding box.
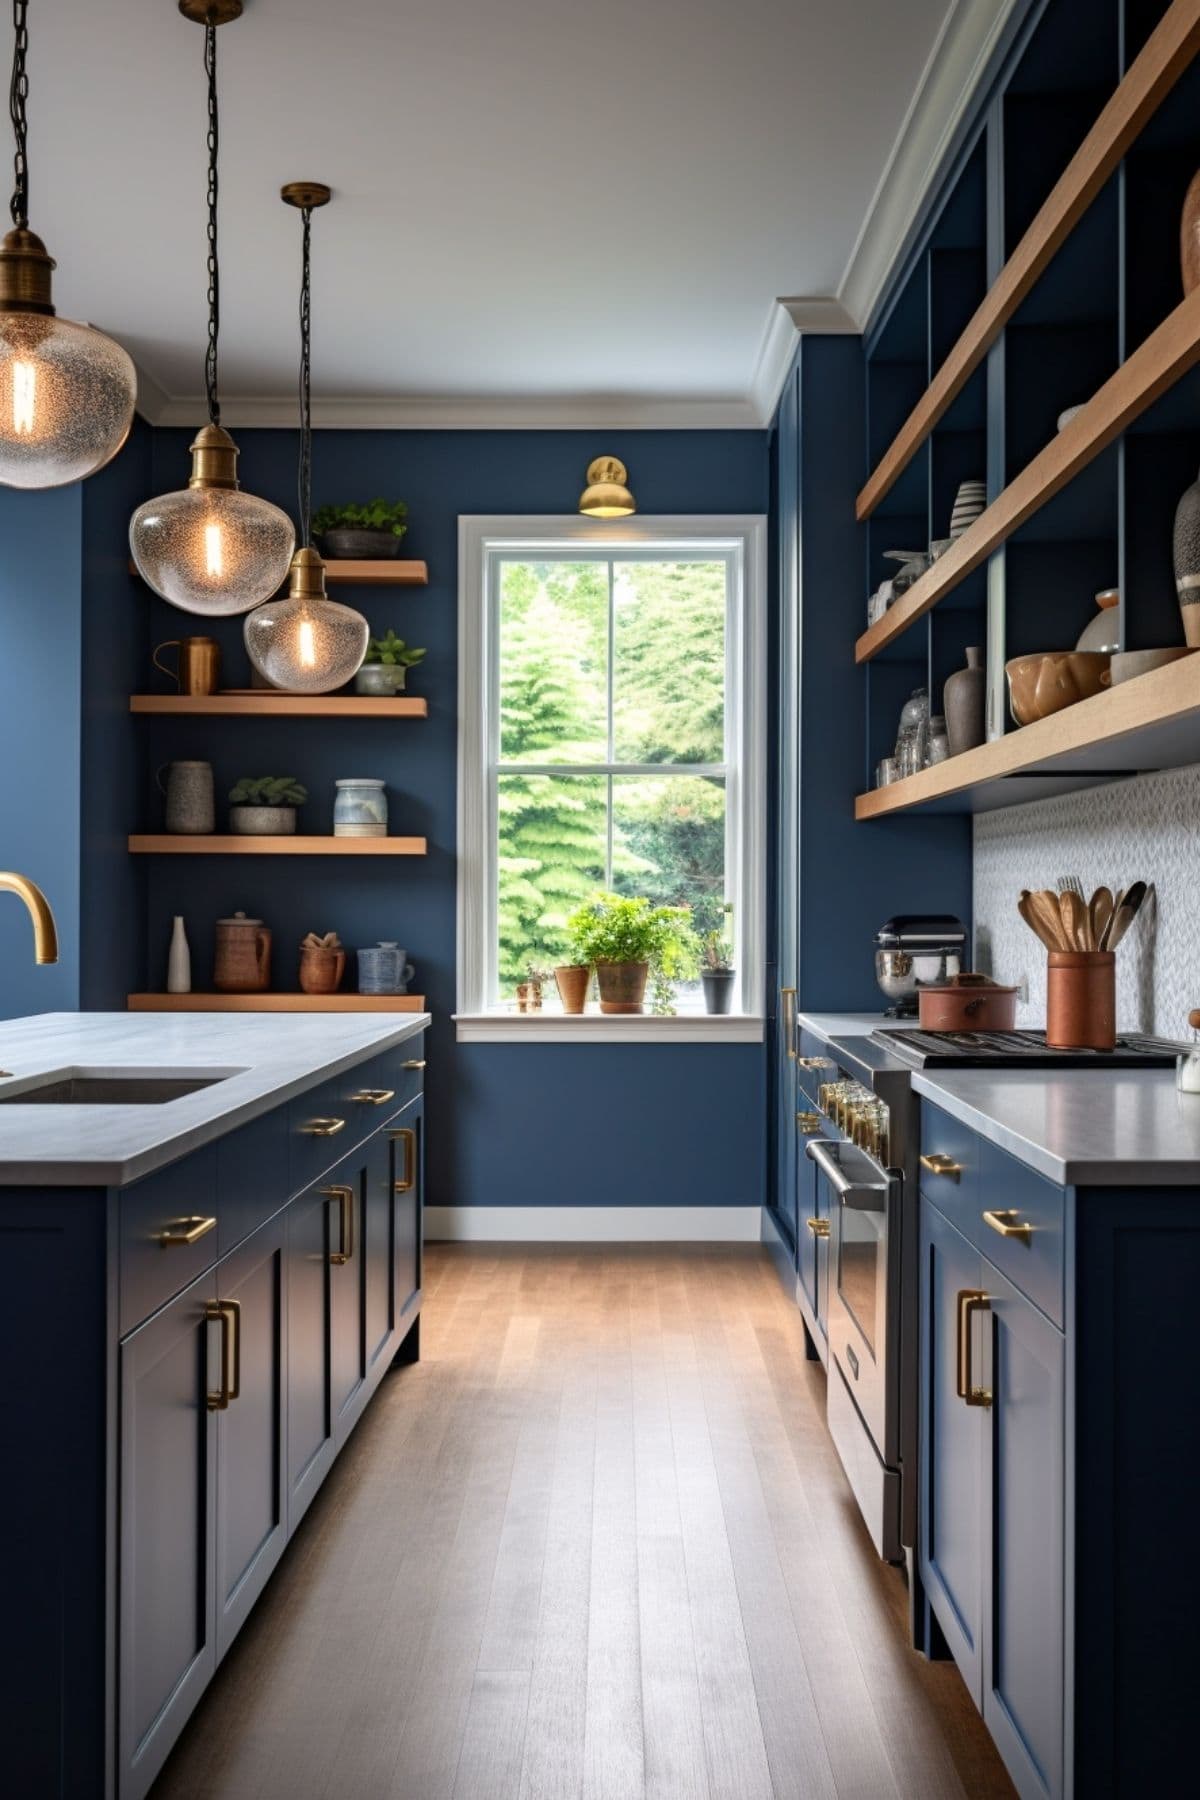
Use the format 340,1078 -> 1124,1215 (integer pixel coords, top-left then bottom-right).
871,1027 -> 1188,1070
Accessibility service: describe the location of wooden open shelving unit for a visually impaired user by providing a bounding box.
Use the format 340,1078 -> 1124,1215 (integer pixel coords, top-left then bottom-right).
127,992 -> 426,1013
128,558 -> 428,587
130,693 -> 428,718
128,835 -> 427,855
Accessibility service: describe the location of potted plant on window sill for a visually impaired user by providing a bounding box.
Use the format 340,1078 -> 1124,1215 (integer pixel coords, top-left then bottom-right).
699,903 -> 735,1014
354,630 -> 426,696
228,775 -> 308,836
566,892 -> 698,1016
312,497 -> 408,560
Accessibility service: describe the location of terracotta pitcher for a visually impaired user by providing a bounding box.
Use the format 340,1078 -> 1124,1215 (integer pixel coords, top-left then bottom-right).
213,911 -> 272,992
299,943 -> 346,995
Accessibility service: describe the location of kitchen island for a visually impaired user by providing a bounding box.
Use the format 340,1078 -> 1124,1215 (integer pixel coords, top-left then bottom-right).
0,1011 -> 428,1800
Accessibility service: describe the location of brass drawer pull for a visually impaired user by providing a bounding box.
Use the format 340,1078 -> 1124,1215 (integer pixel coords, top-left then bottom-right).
781,987 -> 796,1059
920,1152 -> 963,1181
956,1289 -> 992,1408
796,1111 -> 820,1134
205,1299 -> 241,1411
302,1117 -> 345,1137
160,1214 -> 217,1248
351,1087 -> 395,1105
805,1217 -> 830,1238
391,1126 -> 417,1195
798,1057 -> 830,1071
321,1184 -> 355,1264
982,1208 -> 1033,1245
402,1059 -> 426,1071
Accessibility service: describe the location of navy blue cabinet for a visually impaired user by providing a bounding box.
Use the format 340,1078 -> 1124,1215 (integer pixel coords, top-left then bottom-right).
286,1175 -> 338,1529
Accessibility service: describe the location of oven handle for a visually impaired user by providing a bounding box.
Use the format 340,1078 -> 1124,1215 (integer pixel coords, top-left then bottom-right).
804,1138 -> 888,1211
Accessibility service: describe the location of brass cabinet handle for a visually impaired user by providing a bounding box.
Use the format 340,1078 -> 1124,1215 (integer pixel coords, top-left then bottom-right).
920,1152 -> 963,1181
956,1289 -> 992,1408
402,1058 -> 426,1071
982,1208 -> 1033,1245
780,987 -> 796,1059
160,1214 -> 217,1248
805,1217 -> 830,1238
350,1088 -> 395,1106
321,1184 -> 355,1264
796,1111 -> 821,1135
205,1299 -> 241,1411
798,1056 -> 831,1072
391,1126 -> 417,1195
302,1117 -> 345,1137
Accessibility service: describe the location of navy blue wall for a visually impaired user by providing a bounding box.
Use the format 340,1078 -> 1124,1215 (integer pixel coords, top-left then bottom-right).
0,484 -> 82,1015
132,426 -> 769,1213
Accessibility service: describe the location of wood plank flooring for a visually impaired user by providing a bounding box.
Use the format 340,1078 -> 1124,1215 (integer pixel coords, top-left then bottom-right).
153,1245 -> 1014,1800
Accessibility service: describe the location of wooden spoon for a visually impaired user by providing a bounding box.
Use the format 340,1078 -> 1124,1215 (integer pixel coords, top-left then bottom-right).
1089,886 -> 1113,953
1027,888 -> 1067,951
1104,879 -> 1149,952
1018,891 -> 1062,953
1058,888 -> 1089,952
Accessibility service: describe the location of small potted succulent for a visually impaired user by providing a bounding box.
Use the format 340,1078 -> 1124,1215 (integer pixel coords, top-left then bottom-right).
354,630 -> 426,696
567,892 -> 698,1016
312,497 -> 408,560
228,775 -> 308,836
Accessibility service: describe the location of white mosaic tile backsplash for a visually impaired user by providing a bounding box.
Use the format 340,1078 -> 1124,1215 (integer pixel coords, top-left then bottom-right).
973,764 -> 1200,1039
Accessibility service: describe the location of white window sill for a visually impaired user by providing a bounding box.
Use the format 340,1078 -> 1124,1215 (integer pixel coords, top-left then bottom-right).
454,1012 -> 764,1044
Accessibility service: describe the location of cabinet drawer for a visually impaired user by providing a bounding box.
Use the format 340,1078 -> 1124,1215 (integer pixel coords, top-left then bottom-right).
119,1145 -> 219,1337
796,1030 -> 837,1109
335,1037 -> 425,1124
217,1106 -> 291,1258
288,1074 -> 356,1195
919,1103 -> 981,1223
976,1140 -> 1064,1328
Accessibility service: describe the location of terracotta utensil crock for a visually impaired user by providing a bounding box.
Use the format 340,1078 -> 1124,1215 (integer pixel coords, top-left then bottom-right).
1046,951 -> 1116,1050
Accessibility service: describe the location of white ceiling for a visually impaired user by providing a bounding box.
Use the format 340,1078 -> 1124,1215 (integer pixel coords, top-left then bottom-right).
29,0 -> 1010,425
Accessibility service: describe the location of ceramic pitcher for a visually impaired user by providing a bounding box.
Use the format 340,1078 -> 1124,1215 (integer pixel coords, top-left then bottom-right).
213,911 -> 271,992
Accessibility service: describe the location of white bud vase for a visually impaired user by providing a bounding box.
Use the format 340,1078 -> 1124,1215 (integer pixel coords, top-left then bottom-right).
167,916 -> 192,994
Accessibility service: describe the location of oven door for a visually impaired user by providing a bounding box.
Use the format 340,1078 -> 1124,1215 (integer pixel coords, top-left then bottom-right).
805,1137 -> 896,1462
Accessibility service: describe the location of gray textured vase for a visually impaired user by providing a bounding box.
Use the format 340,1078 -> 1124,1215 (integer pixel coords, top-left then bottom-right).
943,647 -> 987,757
160,760 -> 215,835
1173,465 -> 1200,648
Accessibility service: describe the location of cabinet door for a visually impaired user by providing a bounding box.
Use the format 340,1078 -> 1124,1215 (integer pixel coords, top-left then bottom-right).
286,1180 -> 335,1531
392,1097 -> 423,1331
119,1270 -> 218,1800
215,1213 -> 288,1660
920,1200 -> 985,1699
364,1125 -> 397,1380
330,1163 -> 368,1440
983,1270 -> 1065,1800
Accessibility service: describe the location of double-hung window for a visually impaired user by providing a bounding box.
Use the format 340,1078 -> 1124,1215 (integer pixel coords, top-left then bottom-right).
457,516 -> 765,1039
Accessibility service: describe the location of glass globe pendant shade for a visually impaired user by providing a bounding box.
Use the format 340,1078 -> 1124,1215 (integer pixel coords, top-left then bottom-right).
244,547 -> 369,693
0,229 -> 135,489
129,423 -> 295,617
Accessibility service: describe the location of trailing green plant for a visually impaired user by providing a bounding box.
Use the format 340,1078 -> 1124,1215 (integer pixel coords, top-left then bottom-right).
229,776 -> 308,808
363,629 -> 425,669
312,497 -> 409,540
567,892 -> 698,1014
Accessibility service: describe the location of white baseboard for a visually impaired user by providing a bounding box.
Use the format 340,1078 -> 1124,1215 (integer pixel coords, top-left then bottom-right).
425,1205 -> 763,1243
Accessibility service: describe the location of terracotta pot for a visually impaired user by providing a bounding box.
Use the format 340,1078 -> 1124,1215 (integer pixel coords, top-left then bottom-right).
918,974 -> 1019,1033
213,911 -> 271,993
299,945 -> 345,995
554,964 -> 590,1014
1005,651 -> 1111,725
1182,168 -> 1200,296
1046,951 -> 1116,1051
596,961 -> 648,1014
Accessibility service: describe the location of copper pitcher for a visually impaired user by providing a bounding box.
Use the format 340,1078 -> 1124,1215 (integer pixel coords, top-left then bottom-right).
153,636 -> 222,696
213,911 -> 271,993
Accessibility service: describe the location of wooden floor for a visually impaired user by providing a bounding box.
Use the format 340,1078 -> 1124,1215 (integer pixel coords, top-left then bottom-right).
154,1245 -> 1014,1800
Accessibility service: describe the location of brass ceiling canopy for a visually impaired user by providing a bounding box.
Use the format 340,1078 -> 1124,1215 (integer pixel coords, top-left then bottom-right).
283,544 -> 328,601
178,1 -> 243,23
281,182 -> 332,210
579,455 -> 636,518
0,225 -> 55,314
186,422 -> 241,491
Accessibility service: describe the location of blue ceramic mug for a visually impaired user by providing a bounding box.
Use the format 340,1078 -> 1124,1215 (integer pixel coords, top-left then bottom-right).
357,942 -> 415,995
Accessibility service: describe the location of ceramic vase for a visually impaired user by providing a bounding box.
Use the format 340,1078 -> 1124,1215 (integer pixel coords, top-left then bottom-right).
333,778 -> 388,838
166,916 -> 191,994
159,760 -> 215,834
1182,168 -> 1200,296
1173,465 -> 1200,648
299,944 -> 345,994
943,647 -> 986,756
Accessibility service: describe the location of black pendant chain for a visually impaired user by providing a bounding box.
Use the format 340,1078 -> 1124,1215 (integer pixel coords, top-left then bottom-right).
204,19 -> 221,426
297,204 -> 313,546
9,0 -> 29,229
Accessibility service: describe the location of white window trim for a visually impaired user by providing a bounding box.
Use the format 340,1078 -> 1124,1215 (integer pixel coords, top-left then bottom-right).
456,514 -> 767,1044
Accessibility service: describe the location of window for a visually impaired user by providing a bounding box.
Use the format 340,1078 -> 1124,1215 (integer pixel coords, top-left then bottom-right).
457,517 -> 765,1039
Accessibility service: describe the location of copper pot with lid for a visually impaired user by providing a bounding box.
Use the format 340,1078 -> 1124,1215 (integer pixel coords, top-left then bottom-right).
917,972 -> 1020,1033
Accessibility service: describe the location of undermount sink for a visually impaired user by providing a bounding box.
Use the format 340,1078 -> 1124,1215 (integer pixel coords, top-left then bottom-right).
0,1066 -> 244,1105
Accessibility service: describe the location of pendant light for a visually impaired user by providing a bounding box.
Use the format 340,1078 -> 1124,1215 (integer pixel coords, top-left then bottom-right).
129,2 -> 294,616
0,0 -> 136,488
244,184 -> 368,693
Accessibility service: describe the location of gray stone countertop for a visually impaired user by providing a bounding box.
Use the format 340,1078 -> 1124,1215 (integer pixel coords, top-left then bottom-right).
0,1011 -> 429,1187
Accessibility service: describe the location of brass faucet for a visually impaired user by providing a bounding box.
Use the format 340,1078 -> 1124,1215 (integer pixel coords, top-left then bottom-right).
0,872 -> 59,964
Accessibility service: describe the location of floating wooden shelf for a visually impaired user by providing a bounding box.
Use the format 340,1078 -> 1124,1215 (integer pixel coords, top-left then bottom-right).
856,0 -> 1200,520
127,993 -> 427,1013
855,657 -> 1200,818
128,558 -> 427,587
855,286 -> 1200,664
128,835 -> 427,855
129,694 -> 428,718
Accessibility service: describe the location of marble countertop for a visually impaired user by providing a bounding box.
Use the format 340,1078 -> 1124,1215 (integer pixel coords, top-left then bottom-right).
913,1067 -> 1200,1187
0,1011 -> 429,1187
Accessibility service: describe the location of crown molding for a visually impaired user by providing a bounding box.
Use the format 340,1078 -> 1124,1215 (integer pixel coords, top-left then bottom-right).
838,0 -> 1025,332
136,389 -> 763,431
749,296 -> 861,426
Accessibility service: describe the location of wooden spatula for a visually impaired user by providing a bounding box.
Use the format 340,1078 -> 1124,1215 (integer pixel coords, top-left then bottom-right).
1089,887 -> 1113,953
1028,888 -> 1067,951
1018,891 -> 1062,952
1059,888 -> 1089,952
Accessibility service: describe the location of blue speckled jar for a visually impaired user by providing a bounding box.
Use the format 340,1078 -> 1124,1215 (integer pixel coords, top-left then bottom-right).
357,942 -> 415,995
333,777 -> 387,838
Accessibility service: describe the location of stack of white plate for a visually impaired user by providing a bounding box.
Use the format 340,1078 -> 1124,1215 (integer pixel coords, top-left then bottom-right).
949,480 -> 986,538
